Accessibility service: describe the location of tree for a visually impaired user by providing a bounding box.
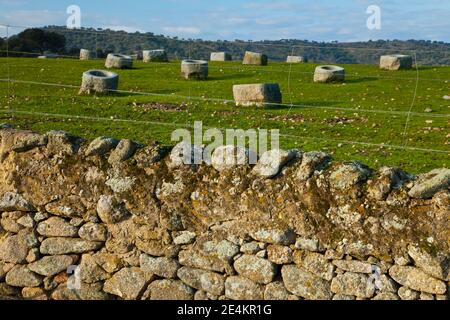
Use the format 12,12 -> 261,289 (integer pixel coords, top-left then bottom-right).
8,28 -> 66,54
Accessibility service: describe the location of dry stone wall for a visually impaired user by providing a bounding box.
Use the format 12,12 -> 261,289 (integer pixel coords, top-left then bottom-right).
0,127 -> 448,300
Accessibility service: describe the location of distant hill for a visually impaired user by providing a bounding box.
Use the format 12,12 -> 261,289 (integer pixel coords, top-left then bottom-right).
12,26 -> 450,65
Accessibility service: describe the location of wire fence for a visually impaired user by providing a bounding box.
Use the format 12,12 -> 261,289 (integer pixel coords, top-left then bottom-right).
1,24 -> 449,159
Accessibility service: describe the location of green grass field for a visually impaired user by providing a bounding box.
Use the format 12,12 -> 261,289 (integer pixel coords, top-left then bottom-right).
0,57 -> 449,173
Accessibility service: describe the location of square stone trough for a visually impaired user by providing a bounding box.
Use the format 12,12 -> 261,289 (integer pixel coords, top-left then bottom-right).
233,83 -> 282,107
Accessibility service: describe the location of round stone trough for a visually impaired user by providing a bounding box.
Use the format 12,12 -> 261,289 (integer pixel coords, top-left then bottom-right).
380,54 -> 413,70
242,51 -> 268,66
233,83 -> 282,107
105,53 -> 133,69
314,65 -> 345,83
79,70 -> 119,95
80,49 -> 91,61
181,60 -> 209,80
143,50 -> 168,62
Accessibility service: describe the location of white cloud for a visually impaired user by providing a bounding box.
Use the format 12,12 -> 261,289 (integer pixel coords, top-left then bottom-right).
162,26 -> 201,35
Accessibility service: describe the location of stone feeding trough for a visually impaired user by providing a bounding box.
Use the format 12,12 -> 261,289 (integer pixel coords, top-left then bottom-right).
314,65 -> 345,83
105,53 -> 133,69
79,49 -> 91,60
380,54 -> 413,70
233,83 -> 282,107
242,51 -> 268,66
210,52 -> 232,61
286,56 -> 306,63
143,49 -> 169,62
181,60 -> 209,80
79,70 -> 119,95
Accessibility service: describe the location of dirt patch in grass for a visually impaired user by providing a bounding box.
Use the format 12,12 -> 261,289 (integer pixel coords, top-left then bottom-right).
131,102 -> 188,112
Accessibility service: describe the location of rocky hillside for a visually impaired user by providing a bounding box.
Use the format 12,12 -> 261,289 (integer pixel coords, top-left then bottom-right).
0,127 -> 448,300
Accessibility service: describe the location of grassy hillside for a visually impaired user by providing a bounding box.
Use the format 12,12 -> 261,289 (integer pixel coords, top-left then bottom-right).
0,57 -> 449,173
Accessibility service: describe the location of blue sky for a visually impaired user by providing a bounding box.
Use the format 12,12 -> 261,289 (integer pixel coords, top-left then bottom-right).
1,0 -> 450,42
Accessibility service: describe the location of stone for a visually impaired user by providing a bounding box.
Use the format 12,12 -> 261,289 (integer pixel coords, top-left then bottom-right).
6,265 -> 43,287
314,65 -> 345,83
79,254 -> 110,283
0,192 -> 35,212
233,83 -> 282,107
78,223 -> 108,242
380,54 -> 413,70
45,130 -> 83,156
332,260 -> 374,274
181,60 -> 208,80
40,237 -> 103,255
22,287 -> 48,300
0,229 -> 37,263
407,245 -> 449,281
267,245 -> 293,264
93,252 -> 123,273
96,195 -> 130,224
17,214 -> 34,228
79,70 -> 119,95
202,240 -> 240,262
168,142 -> 204,169
108,139 -> 139,164
0,283 -> 20,297
140,254 -> 180,278
225,276 -> 264,300
173,231 -> 196,245
372,292 -> 399,300
330,272 -> 376,298
240,242 -> 262,254
178,250 -> 233,274
408,168 -> 450,199
296,152 -> 331,181
253,149 -> 296,178
145,279 -> 194,300
37,217 -> 79,237
0,262 -> 6,281
250,227 -> 296,245
103,267 -> 148,300
44,196 -> 85,218
210,52 -> 232,61
0,129 -> 47,156
378,274 -> 399,293
85,136 -> 120,156
28,255 -> 75,276
242,51 -> 268,66
332,294 -> 355,300
79,49 -> 91,60
51,283 -> 109,300
264,281 -> 296,300
329,161 -> 372,190
420,292 -> 435,300
1,212 -> 24,233
233,255 -> 277,284
281,265 -> 333,300
143,49 -> 168,62
389,265 -> 447,294
293,251 -> 334,281
294,238 -> 321,252
368,167 -> 412,200
398,286 -> 420,300
177,266 -> 225,296
105,53 -> 133,69
286,56 -> 305,63
210,145 -> 256,172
